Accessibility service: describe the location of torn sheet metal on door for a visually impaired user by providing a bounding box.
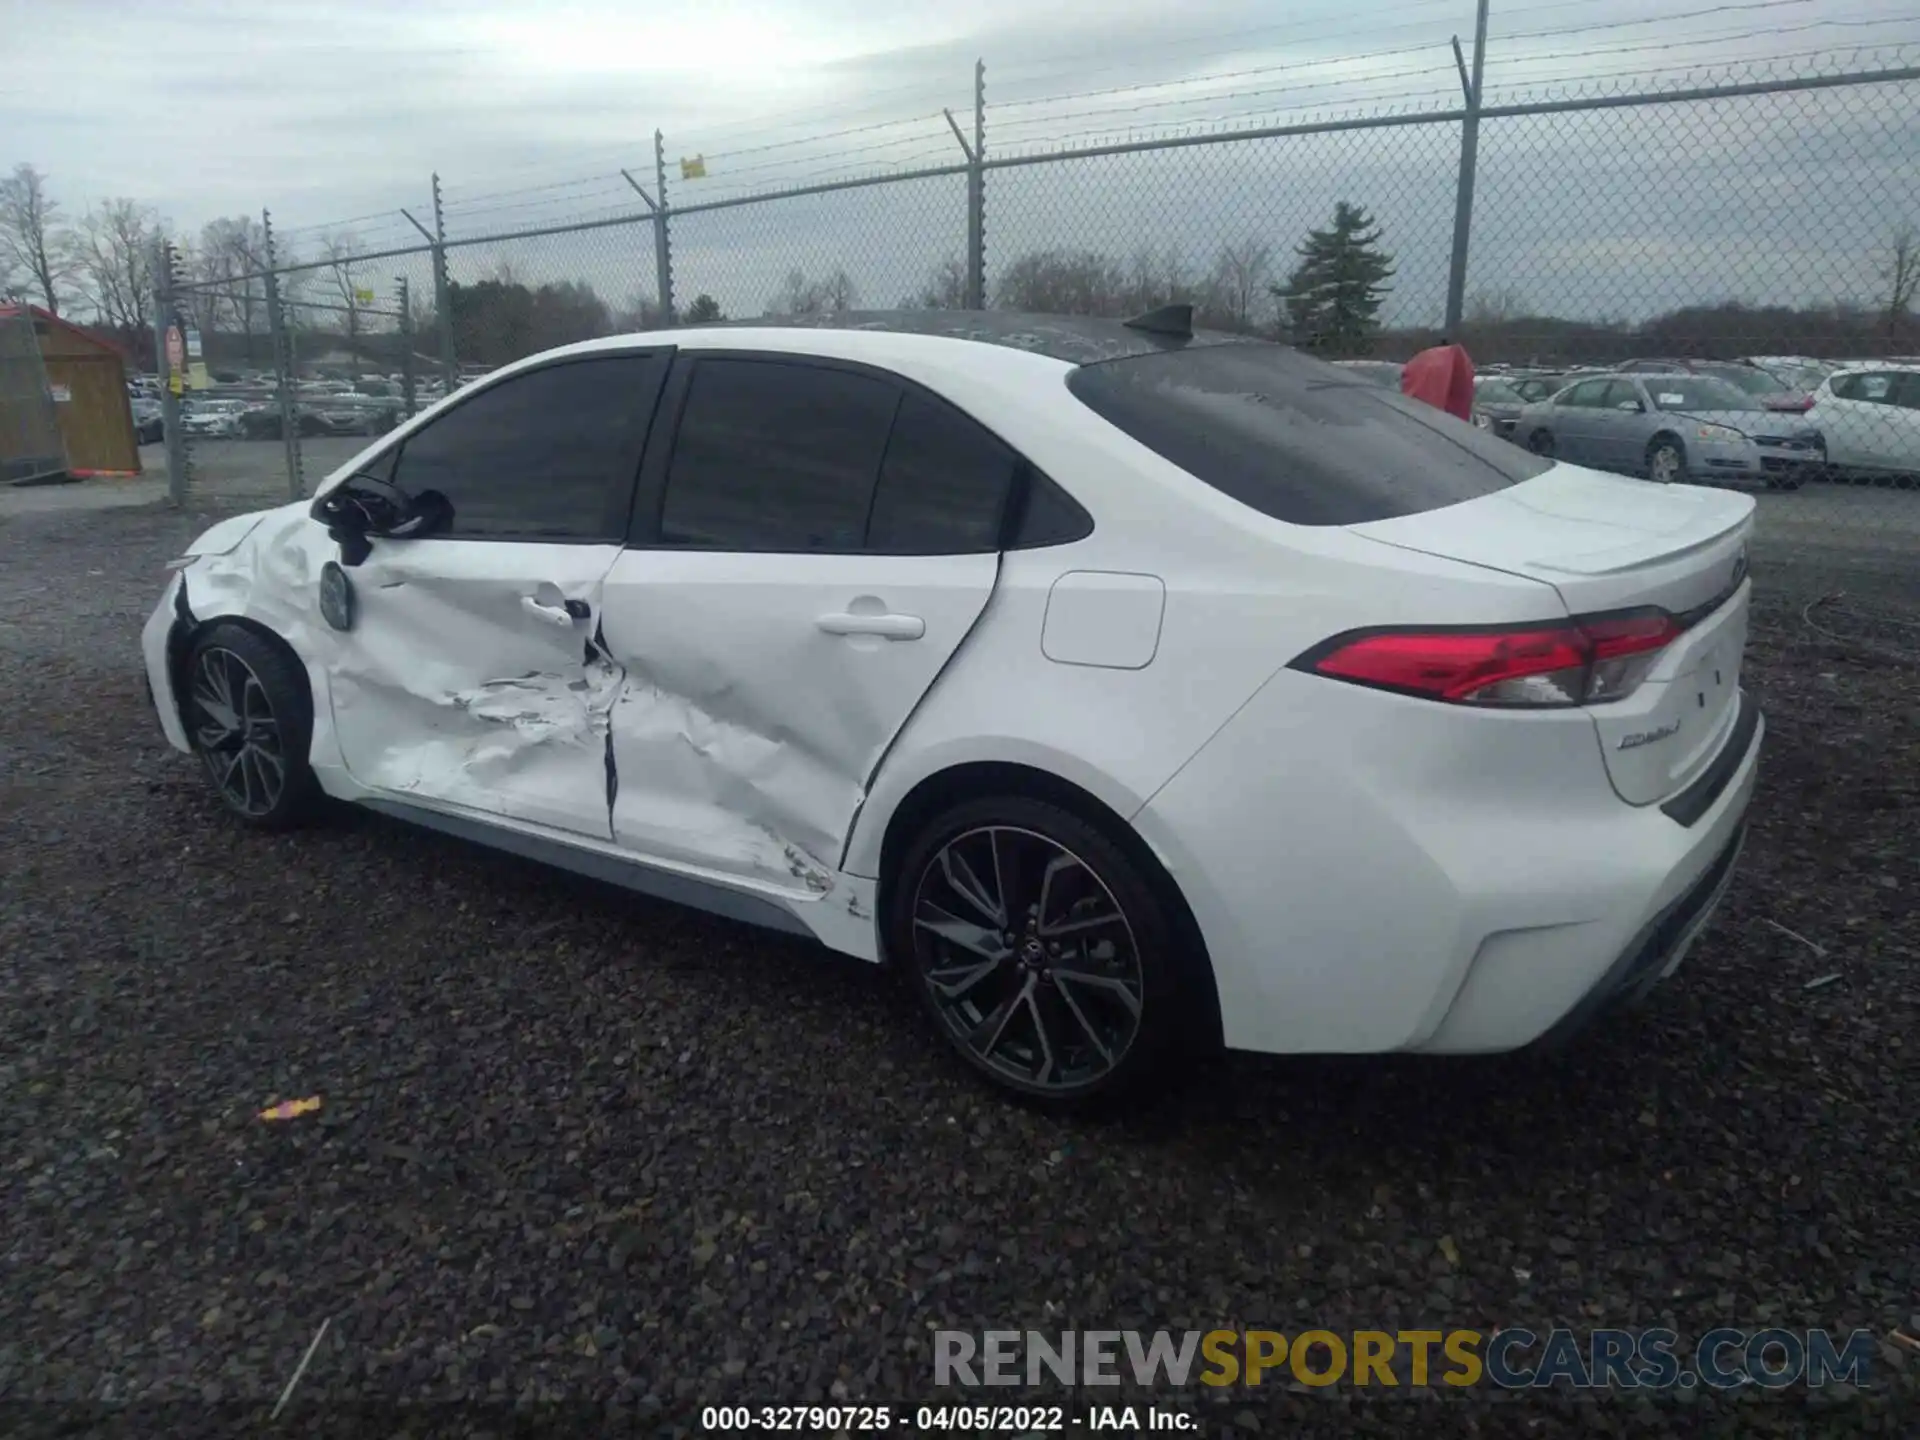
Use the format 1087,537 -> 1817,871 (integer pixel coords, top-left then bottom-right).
326,582 -> 623,837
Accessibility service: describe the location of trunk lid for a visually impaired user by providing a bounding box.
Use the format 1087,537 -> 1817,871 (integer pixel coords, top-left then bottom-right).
1349,462 -> 1755,806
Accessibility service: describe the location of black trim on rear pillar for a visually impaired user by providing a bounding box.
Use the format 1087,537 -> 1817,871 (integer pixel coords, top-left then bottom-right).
1661,691 -> 1760,827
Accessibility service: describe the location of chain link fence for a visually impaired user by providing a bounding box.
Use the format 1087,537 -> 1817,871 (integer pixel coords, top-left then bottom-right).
158,43 -> 1920,654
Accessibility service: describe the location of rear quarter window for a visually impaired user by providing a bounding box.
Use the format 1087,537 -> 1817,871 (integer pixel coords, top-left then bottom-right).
1066,343 -> 1550,527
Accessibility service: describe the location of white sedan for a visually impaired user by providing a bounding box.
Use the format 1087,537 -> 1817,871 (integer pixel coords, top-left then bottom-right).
1804,364 -> 1920,483
141,311 -> 1762,1107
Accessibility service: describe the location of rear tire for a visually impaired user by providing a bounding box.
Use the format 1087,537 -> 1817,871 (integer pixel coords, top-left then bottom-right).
183,622 -> 321,830
885,795 -> 1202,1111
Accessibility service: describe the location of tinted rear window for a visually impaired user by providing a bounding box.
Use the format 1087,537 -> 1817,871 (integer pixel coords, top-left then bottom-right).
1067,344 -> 1550,527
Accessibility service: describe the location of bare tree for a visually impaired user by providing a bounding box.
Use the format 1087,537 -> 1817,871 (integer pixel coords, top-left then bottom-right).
1118,247 -> 1196,317
71,198 -> 161,336
1199,239 -> 1273,333
320,231 -> 368,361
991,248 -> 1127,315
196,216 -> 268,364
766,267 -> 858,316
1882,224 -> 1919,347
0,163 -> 73,313
904,256 -> 966,309
1466,287 -> 1527,326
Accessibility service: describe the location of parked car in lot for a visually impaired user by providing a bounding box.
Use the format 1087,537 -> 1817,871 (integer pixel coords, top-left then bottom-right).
1614,357 -> 1815,413
143,311 -> 1761,1107
237,402 -> 327,440
130,398 -> 165,445
307,393 -> 402,437
1742,355 -> 1834,393
1470,375 -> 1531,439
179,399 -> 251,439
1804,364 -> 1920,486
1518,372 -> 1823,489
1506,374 -> 1564,402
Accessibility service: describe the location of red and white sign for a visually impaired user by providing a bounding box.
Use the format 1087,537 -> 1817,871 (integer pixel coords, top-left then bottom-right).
164,325 -> 185,373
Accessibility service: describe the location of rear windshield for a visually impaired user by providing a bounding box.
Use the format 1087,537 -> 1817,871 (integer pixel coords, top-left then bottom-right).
1067,343 -> 1550,526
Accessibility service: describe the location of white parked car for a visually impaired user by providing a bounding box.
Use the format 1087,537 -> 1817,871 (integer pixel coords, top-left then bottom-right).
141,311 -> 1762,1107
1804,364 -> 1920,484
178,399 -> 250,438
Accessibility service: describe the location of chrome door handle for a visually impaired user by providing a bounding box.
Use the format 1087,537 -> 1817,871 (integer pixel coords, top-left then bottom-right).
816,611 -> 925,641
521,596 -> 577,628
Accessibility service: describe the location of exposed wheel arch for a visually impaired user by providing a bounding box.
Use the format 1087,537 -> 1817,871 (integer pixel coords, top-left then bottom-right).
875,760 -> 1222,1051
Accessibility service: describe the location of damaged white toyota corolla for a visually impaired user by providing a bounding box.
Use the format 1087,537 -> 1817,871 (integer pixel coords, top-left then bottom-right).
143,309 -> 1762,1107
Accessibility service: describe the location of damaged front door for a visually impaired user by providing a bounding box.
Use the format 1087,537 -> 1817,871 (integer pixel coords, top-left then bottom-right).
322,351 -> 670,839
329,542 -> 625,837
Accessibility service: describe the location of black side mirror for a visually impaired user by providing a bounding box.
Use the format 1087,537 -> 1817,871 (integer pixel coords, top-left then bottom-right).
311,473 -> 445,566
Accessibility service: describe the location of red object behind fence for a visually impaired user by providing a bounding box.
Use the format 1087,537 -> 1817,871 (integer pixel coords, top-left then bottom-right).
1401,342 -> 1476,422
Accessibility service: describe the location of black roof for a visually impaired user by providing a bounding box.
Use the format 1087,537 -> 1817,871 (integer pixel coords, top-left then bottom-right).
707,309 -> 1266,365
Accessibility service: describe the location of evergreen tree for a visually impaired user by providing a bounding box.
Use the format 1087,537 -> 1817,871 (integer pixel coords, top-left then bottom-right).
684,293 -> 724,323
1273,202 -> 1395,355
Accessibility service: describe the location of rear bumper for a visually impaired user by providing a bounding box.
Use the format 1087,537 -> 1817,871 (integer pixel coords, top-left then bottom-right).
1134,664 -> 1764,1057
1414,696 -> 1761,1053
1529,819 -> 1747,1048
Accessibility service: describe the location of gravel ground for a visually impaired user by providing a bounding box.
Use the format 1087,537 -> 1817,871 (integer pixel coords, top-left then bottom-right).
2,500 -> 1917,1437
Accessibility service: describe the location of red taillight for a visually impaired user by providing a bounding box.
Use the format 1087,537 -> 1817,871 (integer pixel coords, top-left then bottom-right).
1299,609 -> 1683,707
1764,394 -> 1815,412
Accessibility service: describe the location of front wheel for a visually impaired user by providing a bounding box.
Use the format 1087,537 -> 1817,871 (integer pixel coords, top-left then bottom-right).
1647,436 -> 1688,484
1527,429 -> 1556,457
184,622 -> 321,829
887,796 -> 1204,1109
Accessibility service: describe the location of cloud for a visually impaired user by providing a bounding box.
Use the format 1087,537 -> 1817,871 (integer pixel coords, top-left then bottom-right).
9,0 -> 1918,329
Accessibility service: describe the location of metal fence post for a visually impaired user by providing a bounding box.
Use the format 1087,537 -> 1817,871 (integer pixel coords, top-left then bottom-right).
261,209 -> 303,500
432,174 -> 456,388
152,240 -> 190,507
397,275 -> 417,417
1443,0 -> 1490,334
654,131 -> 676,325
969,59 -> 986,310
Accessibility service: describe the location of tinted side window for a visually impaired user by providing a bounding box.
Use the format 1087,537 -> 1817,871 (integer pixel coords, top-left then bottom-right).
1563,379 -> 1610,408
1067,343 -> 1548,528
390,355 -> 663,540
866,393 -> 1016,553
1009,469 -> 1095,549
1892,373 -> 1920,410
661,359 -> 899,550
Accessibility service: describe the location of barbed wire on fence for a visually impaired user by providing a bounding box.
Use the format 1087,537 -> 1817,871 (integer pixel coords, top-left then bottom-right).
152,28 -> 1920,640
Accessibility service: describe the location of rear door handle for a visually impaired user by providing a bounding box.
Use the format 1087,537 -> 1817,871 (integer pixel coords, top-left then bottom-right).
521,596 -> 581,628
816,611 -> 925,641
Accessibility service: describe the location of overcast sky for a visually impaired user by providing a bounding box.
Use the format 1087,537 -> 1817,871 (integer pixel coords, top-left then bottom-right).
6,0 -> 1917,323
